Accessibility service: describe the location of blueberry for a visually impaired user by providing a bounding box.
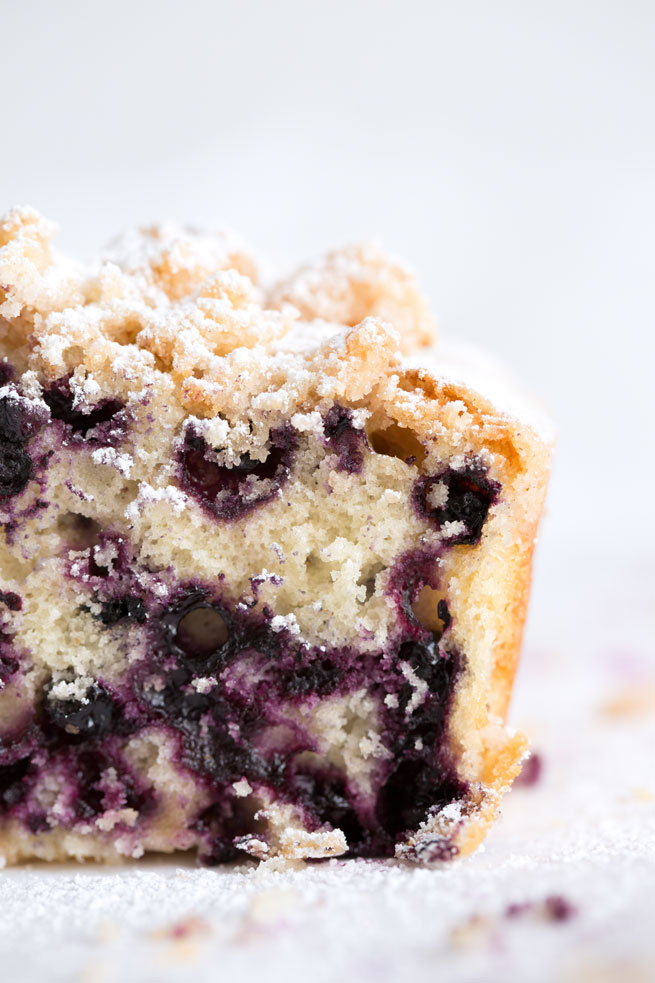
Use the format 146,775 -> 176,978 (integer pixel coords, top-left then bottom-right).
98,595 -> 147,626
398,638 -> 458,692
323,405 -> 366,474
394,641 -> 462,751
292,768 -> 365,849
198,838 -> 242,866
143,670 -> 215,723
377,757 -> 466,837
178,425 -> 297,520
195,799 -> 259,865
0,444 -> 32,498
415,465 -> 500,545
375,636 -> 465,839
0,395 -> 34,498
43,378 -> 126,444
46,683 -> 116,740
175,605 -> 228,659
0,395 -> 32,445
0,758 -> 31,809
160,592 -> 230,664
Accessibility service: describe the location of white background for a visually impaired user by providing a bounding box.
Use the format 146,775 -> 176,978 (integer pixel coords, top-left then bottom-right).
1,6 -> 654,980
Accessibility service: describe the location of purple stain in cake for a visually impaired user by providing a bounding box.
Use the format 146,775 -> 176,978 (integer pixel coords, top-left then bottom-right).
140,664 -> 216,724
178,424 -> 298,521
415,462 -> 500,546
0,601 -> 23,683
43,377 -> 127,446
396,638 -> 460,720
1,697 -> 152,829
68,746 -> 152,822
515,751 -> 543,787
64,530 -> 150,627
323,404 -> 367,474
27,813 -> 50,833
0,634 -> 20,685
386,547 -> 442,635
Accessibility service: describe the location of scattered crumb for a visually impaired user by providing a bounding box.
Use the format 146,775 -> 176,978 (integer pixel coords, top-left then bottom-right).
599,682 -> 655,718
505,895 -> 577,924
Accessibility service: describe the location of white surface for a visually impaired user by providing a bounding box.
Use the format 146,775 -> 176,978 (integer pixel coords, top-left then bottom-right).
1,4 -> 654,980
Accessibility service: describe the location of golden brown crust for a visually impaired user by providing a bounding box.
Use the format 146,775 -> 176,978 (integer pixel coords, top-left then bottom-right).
268,242 -> 437,353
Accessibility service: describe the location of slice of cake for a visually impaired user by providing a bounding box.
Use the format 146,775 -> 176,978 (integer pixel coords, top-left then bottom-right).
0,207 -> 552,865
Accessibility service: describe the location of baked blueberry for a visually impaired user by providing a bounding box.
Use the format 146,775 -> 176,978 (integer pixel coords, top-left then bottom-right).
281,657 -> 343,697
98,595 -> 147,627
0,758 -> 31,809
0,394 -> 36,498
45,683 -> 117,740
179,426 -> 297,520
159,591 -> 230,664
415,465 -> 500,545
377,757 -> 466,838
291,766 -> 367,851
43,377 -> 126,445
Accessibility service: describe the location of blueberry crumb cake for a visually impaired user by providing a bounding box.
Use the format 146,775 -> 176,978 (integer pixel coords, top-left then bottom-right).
0,207 -> 552,866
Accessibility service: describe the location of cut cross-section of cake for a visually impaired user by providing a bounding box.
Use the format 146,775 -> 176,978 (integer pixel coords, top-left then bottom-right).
0,207 -> 552,865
